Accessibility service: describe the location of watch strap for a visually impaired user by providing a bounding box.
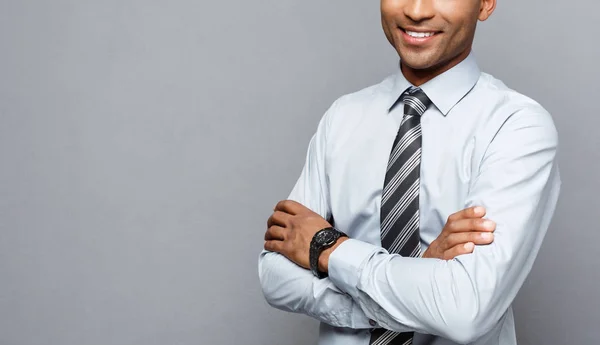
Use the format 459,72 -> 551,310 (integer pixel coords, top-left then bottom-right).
309,227 -> 347,279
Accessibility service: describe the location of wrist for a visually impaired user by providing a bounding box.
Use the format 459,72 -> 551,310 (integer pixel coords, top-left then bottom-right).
318,237 -> 349,273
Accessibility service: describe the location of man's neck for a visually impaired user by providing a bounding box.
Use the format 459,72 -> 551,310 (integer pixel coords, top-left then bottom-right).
401,48 -> 472,87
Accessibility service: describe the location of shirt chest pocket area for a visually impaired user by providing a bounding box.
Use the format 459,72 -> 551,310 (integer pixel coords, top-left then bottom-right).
420,136 -> 477,218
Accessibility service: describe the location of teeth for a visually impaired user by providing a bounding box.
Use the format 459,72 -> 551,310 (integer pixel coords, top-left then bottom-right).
406,30 -> 435,38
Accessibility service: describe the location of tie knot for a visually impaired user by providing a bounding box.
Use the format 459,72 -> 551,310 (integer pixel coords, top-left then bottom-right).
401,87 -> 432,117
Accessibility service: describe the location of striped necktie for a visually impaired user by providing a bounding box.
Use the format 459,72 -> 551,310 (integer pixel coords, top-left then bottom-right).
369,86 -> 432,345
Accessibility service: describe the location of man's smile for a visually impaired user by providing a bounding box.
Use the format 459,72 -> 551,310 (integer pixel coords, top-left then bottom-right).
399,26 -> 442,46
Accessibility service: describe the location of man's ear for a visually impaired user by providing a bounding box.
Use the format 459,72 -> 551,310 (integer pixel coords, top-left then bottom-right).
478,0 -> 497,21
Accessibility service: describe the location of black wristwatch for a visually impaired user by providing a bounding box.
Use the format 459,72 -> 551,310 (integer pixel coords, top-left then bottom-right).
309,227 -> 348,279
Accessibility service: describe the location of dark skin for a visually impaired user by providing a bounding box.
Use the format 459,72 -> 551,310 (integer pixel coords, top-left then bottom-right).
265,201 -> 495,272
382,0 -> 496,86
264,0 -> 498,271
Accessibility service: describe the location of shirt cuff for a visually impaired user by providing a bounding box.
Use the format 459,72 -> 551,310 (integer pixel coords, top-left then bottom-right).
328,239 -> 383,299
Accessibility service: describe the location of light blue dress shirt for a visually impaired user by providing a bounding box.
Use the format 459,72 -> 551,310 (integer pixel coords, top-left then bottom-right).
258,52 -> 561,345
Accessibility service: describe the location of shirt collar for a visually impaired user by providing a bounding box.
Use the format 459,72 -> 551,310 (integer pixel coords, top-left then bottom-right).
387,52 -> 481,116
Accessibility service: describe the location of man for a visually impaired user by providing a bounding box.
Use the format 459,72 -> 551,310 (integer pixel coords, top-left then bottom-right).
258,0 -> 561,344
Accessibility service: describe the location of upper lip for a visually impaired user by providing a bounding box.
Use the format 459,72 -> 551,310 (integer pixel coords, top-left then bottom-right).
401,26 -> 441,33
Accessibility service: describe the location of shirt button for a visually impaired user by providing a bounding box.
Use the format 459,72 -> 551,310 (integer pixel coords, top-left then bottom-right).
369,319 -> 376,327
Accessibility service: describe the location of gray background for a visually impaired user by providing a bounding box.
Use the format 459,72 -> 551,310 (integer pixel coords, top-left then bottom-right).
0,0 -> 597,344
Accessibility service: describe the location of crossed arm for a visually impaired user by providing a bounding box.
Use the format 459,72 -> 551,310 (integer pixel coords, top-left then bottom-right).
258,108 -> 561,343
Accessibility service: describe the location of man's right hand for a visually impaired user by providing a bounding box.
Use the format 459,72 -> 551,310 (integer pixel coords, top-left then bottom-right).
422,206 -> 496,260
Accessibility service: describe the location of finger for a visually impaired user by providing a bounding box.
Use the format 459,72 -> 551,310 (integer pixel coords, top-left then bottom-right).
264,240 -> 283,253
267,211 -> 292,228
447,206 -> 486,222
444,231 -> 495,248
443,242 -> 475,260
274,200 -> 303,215
264,225 -> 286,241
446,217 -> 496,233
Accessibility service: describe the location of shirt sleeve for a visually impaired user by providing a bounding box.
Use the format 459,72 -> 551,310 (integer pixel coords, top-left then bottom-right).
327,108 -> 562,343
257,99 -> 373,329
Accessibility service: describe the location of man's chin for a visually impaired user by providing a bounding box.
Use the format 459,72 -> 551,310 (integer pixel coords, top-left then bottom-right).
398,52 -> 439,71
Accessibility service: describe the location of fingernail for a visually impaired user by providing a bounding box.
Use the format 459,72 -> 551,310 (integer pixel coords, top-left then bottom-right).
464,242 -> 474,250
475,206 -> 484,214
484,220 -> 495,229
481,233 -> 493,240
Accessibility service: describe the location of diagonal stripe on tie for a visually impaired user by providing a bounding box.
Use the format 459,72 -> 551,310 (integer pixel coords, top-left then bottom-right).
404,97 -> 427,114
372,330 -> 398,345
383,126 -> 422,206
386,211 -> 419,254
382,148 -> 421,205
385,192 -> 422,257
386,122 -> 421,176
380,179 -> 419,238
409,243 -> 422,258
371,329 -> 413,345
386,124 -> 421,172
370,86 -> 432,345
380,153 -> 421,236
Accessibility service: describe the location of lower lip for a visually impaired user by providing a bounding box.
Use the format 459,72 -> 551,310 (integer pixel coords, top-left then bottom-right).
400,29 -> 439,45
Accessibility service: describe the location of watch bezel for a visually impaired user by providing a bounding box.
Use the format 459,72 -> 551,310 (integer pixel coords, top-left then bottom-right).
309,227 -> 348,279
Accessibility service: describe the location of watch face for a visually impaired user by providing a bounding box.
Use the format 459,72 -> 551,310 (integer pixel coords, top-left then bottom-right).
316,229 -> 337,246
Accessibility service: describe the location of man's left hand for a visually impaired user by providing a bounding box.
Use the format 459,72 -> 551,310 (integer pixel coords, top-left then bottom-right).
264,200 -> 332,270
